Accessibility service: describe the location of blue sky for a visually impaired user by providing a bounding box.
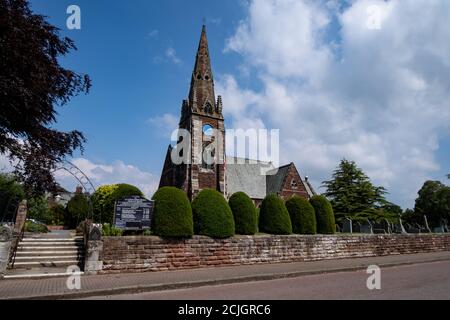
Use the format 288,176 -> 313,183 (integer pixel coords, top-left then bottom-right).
29,0 -> 246,171
15,0 -> 450,209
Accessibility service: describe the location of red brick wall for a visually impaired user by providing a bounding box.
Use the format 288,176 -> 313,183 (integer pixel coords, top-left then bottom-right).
99,234 -> 450,274
279,164 -> 310,200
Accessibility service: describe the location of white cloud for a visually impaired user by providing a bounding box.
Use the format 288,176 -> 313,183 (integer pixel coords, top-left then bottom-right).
208,18 -> 222,26
147,113 -> 179,138
148,29 -> 159,39
165,47 -> 181,64
1,153 -> 159,198
219,0 -> 450,208
54,158 -> 159,198
226,0 -> 332,84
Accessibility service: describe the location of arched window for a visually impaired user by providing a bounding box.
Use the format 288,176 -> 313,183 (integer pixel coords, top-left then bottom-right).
203,124 -> 213,136
204,102 -> 213,114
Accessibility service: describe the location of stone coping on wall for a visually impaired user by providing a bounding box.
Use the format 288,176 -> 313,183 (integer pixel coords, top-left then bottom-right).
97,234 -> 450,274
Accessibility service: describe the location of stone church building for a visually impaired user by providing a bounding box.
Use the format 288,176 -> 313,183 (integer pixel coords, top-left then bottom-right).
159,26 -> 315,206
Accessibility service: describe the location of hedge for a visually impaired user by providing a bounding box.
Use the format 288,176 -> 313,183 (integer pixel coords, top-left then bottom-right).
151,187 -> 193,237
259,194 -> 292,235
192,189 -> 235,238
228,192 -> 257,235
92,184 -> 144,224
285,196 -> 317,234
310,195 -> 336,234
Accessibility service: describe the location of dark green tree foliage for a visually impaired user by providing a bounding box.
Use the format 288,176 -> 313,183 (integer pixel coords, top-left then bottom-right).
310,195 -> 336,234
402,208 -> 420,225
49,204 -> 65,226
436,187 -> 450,222
192,189 -> 235,238
65,193 -> 89,228
0,0 -> 91,196
0,173 -> 25,220
414,181 -> 449,227
27,196 -> 52,224
228,192 -> 257,235
285,196 -> 316,234
151,187 -> 193,238
380,202 -> 403,215
259,194 -> 292,235
322,159 -> 387,220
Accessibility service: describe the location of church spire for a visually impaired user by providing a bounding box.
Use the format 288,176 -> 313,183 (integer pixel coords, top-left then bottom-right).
188,25 -> 218,116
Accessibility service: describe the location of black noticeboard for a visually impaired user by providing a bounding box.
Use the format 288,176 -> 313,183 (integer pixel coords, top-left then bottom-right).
114,196 -> 154,230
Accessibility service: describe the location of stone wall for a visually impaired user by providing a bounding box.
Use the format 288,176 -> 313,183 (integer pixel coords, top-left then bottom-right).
98,234 -> 450,274
0,226 -> 13,278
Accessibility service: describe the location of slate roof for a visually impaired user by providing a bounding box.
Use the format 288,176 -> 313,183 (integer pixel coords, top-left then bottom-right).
225,157 -> 273,199
226,157 -> 315,199
266,164 -> 291,195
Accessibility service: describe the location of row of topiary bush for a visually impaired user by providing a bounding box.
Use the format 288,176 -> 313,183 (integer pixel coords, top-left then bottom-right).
150,187 -> 335,238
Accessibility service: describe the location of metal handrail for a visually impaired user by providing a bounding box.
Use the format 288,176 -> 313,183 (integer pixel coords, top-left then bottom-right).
8,223 -> 25,269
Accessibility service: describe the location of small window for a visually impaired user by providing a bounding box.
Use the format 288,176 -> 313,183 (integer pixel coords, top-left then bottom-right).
197,74 -> 202,80
204,103 -> 213,114
290,179 -> 298,189
205,75 -> 210,80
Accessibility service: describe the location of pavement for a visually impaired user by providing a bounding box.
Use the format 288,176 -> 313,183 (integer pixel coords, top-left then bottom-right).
91,260 -> 450,300
1,251 -> 450,300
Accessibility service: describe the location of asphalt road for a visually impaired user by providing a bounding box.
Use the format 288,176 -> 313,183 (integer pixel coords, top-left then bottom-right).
86,260 -> 450,300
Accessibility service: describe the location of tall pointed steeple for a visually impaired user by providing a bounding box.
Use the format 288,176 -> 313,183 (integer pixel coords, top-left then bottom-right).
188,25 -> 218,116
160,24 -> 226,200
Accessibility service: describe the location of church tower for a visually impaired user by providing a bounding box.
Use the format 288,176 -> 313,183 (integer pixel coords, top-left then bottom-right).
159,25 -> 226,200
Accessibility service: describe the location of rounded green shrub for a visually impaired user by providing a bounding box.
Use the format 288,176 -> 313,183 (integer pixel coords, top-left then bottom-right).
259,194 -> 292,235
92,184 -> 118,223
92,184 -> 144,224
310,195 -> 336,234
151,187 -> 193,238
285,196 -> 317,234
192,189 -> 235,238
228,192 -> 256,235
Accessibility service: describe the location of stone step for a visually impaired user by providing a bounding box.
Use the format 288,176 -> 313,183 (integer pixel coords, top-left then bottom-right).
12,260 -> 82,268
21,238 -> 83,243
16,250 -> 82,256
18,246 -> 83,251
18,241 -> 83,246
14,255 -> 83,263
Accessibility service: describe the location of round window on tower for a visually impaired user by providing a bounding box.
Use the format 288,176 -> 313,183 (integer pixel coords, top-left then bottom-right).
203,124 -> 214,136
205,75 -> 210,80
